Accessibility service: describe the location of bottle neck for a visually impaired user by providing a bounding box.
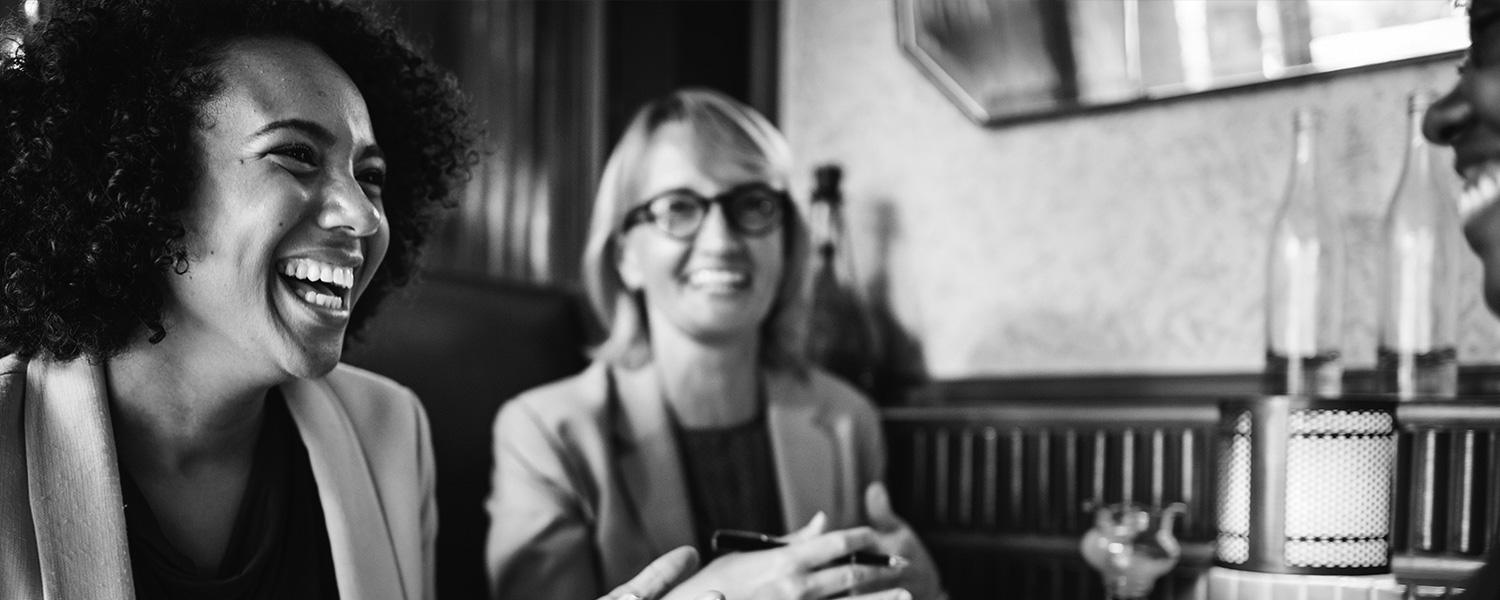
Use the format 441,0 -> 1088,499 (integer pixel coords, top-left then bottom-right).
1285,115 -> 1319,202
1401,106 -> 1430,180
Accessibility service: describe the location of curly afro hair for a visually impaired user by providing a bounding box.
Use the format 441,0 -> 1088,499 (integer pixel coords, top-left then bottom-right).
0,0 -> 476,360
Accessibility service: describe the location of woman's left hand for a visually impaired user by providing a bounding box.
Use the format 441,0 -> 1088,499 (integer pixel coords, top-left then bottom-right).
864,482 -> 947,600
600,546 -> 725,600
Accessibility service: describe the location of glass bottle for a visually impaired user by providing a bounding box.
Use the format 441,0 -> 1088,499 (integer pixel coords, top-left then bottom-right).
1377,91 -> 1460,399
1264,108 -> 1345,397
807,164 -> 883,394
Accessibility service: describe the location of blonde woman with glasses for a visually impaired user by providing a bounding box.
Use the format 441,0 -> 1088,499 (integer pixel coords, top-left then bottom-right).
485,89 -> 944,600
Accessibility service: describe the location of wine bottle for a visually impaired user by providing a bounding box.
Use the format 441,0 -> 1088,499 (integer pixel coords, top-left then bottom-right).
1377,91 -> 1460,399
807,164 -> 883,394
1264,108 -> 1345,397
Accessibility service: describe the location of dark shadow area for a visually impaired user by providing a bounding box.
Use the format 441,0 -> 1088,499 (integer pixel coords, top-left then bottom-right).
868,197 -> 930,405
343,271 -> 591,600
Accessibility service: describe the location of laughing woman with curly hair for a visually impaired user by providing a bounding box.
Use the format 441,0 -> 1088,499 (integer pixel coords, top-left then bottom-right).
0,1 -> 478,597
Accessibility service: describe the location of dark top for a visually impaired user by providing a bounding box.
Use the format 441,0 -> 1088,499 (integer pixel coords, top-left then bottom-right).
674,410 -> 785,557
119,389 -> 339,599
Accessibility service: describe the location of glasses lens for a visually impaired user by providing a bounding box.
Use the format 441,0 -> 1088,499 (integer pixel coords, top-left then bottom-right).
649,192 -> 706,238
728,188 -> 784,234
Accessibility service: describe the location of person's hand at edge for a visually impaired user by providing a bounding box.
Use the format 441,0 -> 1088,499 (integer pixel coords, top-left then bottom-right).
865,482 -> 948,600
600,545 -> 725,600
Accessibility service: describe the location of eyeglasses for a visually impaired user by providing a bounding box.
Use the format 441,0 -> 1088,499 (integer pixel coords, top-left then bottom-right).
621,183 -> 789,239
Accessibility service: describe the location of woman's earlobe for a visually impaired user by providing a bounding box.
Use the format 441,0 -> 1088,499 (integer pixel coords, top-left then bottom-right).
616,246 -> 644,290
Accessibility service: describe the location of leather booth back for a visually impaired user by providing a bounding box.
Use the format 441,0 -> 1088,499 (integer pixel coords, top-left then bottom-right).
344,272 -> 590,599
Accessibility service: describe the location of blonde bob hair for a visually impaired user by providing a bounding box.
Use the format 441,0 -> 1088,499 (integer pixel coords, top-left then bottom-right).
582,88 -> 811,372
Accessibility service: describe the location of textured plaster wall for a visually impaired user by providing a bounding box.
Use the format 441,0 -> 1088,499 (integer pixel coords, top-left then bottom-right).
781,0 -> 1500,379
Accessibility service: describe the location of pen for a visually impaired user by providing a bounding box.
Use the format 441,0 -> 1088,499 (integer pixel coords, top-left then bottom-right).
710,529 -> 909,568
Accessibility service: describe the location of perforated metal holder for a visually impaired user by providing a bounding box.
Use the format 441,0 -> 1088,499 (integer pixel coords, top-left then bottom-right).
1216,396 -> 1399,575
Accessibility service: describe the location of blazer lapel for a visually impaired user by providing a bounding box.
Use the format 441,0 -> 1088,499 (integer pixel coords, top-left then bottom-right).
24,356 -> 134,599
283,378 -> 407,599
610,364 -> 696,557
765,370 -> 845,532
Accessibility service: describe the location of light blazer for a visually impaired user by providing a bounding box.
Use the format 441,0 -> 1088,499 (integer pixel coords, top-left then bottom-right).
0,354 -> 437,600
484,360 -> 887,600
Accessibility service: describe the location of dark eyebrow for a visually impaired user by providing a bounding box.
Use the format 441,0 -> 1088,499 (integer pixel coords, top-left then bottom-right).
253,118 -> 383,162
357,144 -> 385,163
251,119 -> 336,145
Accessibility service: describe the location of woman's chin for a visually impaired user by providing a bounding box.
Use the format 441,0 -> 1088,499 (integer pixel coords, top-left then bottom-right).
277,341 -> 344,380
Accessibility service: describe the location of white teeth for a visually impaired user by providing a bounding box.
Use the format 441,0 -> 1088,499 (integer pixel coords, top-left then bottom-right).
1462,167 -> 1500,221
278,258 -> 356,311
687,269 -> 748,287
278,258 -> 355,292
301,290 -> 344,310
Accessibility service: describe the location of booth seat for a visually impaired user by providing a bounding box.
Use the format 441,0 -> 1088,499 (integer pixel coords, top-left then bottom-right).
343,271 -> 591,600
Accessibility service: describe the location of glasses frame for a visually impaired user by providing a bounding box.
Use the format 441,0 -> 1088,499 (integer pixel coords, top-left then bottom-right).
620,183 -> 791,240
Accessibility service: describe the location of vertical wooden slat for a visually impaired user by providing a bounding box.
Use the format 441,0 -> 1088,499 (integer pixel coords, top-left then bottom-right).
913,428 -> 929,525
1121,428 -> 1137,503
935,428 -> 951,526
1035,429 -> 1052,531
1394,430 -> 1414,552
1092,430 -> 1107,505
958,428 -> 975,526
1450,429 -> 1478,554
1181,428 -> 1197,534
1063,428 -> 1080,532
1008,427 -> 1024,529
982,427 -> 999,530
1415,428 -> 1439,552
1489,430 -> 1500,556
1150,428 -> 1165,508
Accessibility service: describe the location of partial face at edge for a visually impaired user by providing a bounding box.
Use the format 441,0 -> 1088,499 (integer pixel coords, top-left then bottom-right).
167,36 -> 389,379
1425,0 -> 1500,314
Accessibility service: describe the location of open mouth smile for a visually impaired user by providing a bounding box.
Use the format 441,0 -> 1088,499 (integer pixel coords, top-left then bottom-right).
277,257 -> 355,312
683,267 -> 751,292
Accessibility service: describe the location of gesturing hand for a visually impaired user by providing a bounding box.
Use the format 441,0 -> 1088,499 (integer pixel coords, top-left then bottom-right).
600,546 -> 724,600
863,482 -> 946,600
661,513 -> 912,600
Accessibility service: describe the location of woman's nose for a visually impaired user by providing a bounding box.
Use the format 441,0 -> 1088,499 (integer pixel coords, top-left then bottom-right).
317,172 -> 383,237
692,202 -> 740,250
1424,84 -> 1475,146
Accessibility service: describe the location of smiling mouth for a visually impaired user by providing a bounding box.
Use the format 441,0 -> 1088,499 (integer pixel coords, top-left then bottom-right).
684,268 -> 751,292
277,258 -> 355,312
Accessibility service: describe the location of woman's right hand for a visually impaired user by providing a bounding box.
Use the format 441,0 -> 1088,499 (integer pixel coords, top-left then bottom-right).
661,514 -> 912,600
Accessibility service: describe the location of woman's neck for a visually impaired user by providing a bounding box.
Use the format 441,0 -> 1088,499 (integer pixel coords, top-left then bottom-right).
648,322 -> 762,429
105,328 -> 273,477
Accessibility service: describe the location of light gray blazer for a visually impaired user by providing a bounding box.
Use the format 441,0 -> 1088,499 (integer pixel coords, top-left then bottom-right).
0,354 -> 437,600
484,360 -> 887,600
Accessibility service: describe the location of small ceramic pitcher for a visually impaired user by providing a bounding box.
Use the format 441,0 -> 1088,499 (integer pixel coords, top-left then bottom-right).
1079,501 -> 1186,600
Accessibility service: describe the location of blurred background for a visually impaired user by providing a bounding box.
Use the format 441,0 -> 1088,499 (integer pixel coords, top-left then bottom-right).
3,0 -> 1482,382
3,2 -> 1489,598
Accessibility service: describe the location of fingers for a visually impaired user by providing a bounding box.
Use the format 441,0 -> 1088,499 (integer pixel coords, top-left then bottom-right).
778,510 -> 828,543
846,588 -> 913,600
803,563 -> 905,598
784,526 -> 880,566
602,546 -> 701,600
865,482 -> 907,532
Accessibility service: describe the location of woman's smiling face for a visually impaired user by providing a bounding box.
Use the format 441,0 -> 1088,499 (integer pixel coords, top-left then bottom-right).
616,122 -> 787,347
166,36 -> 389,379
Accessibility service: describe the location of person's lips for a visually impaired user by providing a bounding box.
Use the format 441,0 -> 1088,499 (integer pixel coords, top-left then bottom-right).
1461,160 -> 1500,222
682,266 -> 751,293
276,257 -> 357,312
